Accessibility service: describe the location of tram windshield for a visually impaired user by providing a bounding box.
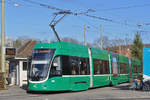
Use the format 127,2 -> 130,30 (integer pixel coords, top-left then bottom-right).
29,49 -> 55,81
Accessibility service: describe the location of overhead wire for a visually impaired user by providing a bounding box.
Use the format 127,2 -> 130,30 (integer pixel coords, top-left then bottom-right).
4,0 -> 150,43
84,13 -> 138,29
84,14 -> 112,22
21,0 -> 65,11
94,9 -> 139,26
59,0 -> 150,28
96,4 -> 150,11
93,3 -> 150,28
76,16 -> 99,30
5,0 -> 146,31
18,0 -> 133,26
76,15 -> 125,38
4,0 -> 149,28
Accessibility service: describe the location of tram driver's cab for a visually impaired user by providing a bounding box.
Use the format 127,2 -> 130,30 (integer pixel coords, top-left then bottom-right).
29,49 -> 56,82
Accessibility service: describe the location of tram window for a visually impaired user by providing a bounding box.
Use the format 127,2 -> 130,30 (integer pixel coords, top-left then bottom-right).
79,58 -> 90,75
105,61 -> 110,74
69,56 -> 80,75
62,56 -> 72,75
120,63 -> 128,74
139,65 -> 142,73
112,57 -> 118,75
93,59 -> 109,75
61,55 -> 90,75
50,56 -> 62,76
69,56 -> 90,75
133,65 -> 138,73
93,59 -> 100,74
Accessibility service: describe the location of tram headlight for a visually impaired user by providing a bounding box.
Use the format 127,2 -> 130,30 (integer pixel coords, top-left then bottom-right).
33,85 -> 36,88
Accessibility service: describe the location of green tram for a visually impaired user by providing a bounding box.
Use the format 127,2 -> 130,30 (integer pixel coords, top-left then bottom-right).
27,42 -> 141,91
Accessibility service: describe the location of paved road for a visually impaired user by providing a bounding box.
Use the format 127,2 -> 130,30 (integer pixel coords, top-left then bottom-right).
0,83 -> 150,100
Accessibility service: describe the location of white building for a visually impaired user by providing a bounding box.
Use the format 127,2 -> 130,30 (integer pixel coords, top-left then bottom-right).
7,40 -> 36,87
8,57 -> 28,87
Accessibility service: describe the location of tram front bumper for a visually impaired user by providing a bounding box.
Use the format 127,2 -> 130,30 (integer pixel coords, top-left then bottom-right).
28,77 -> 71,91
28,82 -> 50,91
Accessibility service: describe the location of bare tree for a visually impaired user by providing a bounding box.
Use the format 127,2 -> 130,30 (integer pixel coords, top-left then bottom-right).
61,37 -> 80,44
93,36 -> 111,49
13,36 -> 31,49
5,36 -> 14,47
93,35 -> 133,50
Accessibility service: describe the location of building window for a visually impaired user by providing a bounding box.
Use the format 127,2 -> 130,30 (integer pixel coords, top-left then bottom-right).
120,63 -> 128,74
93,59 -> 109,75
23,62 -> 27,71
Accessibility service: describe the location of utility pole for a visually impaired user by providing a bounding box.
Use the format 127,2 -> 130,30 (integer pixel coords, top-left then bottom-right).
84,24 -> 87,46
100,24 -> 103,49
1,0 -> 6,89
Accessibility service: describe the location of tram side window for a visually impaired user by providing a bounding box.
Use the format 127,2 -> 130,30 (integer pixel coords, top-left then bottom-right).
69,56 -> 90,75
62,56 -> 72,75
69,56 -> 79,75
105,61 -> 110,74
133,65 -> 138,73
139,65 -> 142,73
61,55 -> 90,75
79,58 -> 90,75
50,56 -> 62,76
120,63 -> 128,74
93,59 -> 109,75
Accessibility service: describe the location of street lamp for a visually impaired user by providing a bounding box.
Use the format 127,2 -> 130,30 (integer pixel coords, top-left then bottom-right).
14,3 -> 19,7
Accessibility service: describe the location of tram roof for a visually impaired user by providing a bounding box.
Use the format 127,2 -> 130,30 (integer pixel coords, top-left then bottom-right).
34,42 -> 141,64
34,42 -> 88,50
34,42 -> 109,51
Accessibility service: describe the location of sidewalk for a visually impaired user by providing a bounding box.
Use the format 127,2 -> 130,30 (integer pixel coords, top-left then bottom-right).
0,86 -> 27,97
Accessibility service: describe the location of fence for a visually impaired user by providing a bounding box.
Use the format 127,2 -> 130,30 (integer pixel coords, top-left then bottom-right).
0,72 -> 5,90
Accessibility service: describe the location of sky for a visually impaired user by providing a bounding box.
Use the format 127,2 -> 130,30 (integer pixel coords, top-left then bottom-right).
1,0 -> 150,44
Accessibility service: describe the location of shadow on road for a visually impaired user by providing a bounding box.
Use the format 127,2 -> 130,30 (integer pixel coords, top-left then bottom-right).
21,85 -> 28,90
27,90 -> 71,94
112,83 -> 131,90
20,85 -> 71,94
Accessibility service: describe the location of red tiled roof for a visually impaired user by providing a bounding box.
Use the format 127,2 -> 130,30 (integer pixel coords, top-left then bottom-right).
16,40 -> 37,58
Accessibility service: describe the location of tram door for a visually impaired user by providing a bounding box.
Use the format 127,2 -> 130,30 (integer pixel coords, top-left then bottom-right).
110,53 -> 119,85
128,59 -> 132,79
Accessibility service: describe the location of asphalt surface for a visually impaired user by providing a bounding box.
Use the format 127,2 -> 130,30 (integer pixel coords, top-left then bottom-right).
0,83 -> 150,100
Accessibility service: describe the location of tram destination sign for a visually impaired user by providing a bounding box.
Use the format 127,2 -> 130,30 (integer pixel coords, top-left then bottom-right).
34,49 -> 52,53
